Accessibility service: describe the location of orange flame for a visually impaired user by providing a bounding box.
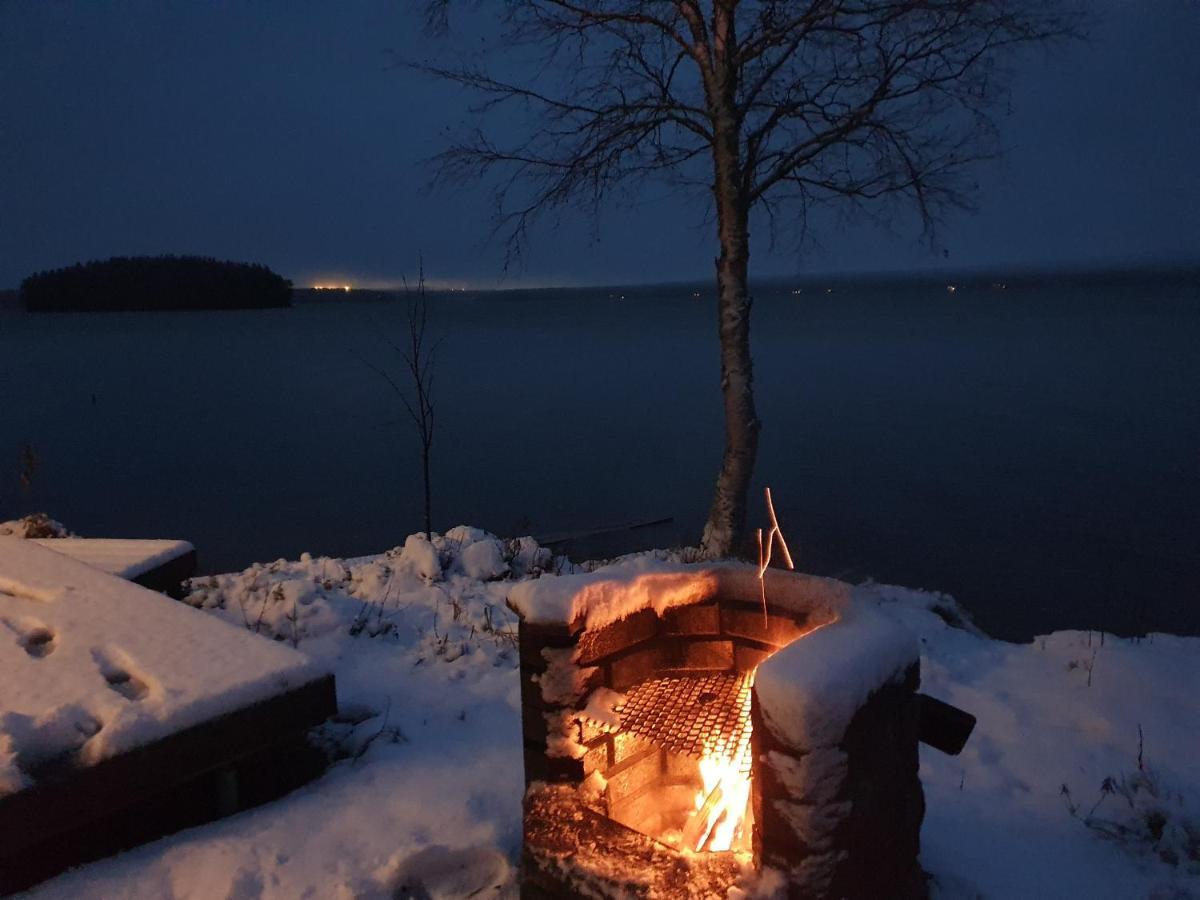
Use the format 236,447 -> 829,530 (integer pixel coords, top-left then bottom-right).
682,672 -> 755,853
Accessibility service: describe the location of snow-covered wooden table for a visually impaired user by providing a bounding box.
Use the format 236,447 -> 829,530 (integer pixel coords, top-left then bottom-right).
30,537 -> 197,596
0,538 -> 336,894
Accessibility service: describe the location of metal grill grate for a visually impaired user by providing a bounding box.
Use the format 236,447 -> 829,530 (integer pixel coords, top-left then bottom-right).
589,672 -> 755,771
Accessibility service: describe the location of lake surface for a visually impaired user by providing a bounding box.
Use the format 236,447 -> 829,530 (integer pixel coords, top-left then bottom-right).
2,269 -> 1196,641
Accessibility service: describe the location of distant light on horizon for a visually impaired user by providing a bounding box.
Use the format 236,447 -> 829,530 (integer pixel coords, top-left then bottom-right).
296,267 -> 618,292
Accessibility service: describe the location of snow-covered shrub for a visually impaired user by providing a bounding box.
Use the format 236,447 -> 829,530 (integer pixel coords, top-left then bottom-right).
439,526 -> 508,580
505,535 -> 553,577
182,555 -> 350,645
180,528 -> 555,655
396,533 -> 442,582
402,526 -> 567,581
1064,768 -> 1200,872
0,513 -> 72,539
460,539 -> 508,581
308,703 -> 408,764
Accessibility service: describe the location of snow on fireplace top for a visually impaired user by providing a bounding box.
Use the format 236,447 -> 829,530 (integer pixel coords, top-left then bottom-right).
29,538 -> 194,580
755,604 -> 920,750
506,557 -> 851,631
0,537 -> 326,797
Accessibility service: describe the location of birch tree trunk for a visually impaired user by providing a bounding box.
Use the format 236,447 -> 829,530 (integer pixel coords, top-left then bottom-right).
700,33 -> 759,559
699,191 -> 758,557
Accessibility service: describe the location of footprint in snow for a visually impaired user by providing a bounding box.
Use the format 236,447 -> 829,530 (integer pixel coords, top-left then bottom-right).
1,706 -> 103,777
391,844 -> 512,899
0,577 -> 59,604
2,615 -> 57,658
91,646 -> 153,702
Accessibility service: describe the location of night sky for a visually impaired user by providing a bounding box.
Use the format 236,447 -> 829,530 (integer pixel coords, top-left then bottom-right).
1,1 -> 1197,290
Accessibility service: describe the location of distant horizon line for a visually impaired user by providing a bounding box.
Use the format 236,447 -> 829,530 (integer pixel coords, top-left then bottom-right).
295,258 -> 1199,295
3,257 -> 1196,295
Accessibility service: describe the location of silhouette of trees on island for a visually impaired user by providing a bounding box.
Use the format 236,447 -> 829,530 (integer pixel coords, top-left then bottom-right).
20,256 -> 292,311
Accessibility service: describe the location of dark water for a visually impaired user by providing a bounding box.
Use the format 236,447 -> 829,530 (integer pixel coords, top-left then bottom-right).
2,269 -> 1196,641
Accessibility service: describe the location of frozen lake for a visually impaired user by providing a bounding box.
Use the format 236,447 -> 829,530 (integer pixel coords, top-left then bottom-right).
2,269 -> 1196,640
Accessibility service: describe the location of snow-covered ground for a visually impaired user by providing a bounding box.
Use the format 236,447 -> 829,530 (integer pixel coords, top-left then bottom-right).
16,527 -> 1200,899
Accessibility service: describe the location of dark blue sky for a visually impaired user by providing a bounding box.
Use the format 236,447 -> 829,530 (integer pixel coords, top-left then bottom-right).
1,1 -> 1196,290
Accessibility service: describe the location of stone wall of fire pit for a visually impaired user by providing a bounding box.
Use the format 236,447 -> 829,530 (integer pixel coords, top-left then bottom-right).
509,562 -> 925,899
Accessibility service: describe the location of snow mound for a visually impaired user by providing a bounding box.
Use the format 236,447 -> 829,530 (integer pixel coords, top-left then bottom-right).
507,536 -> 554,578
385,527 -> 554,584
397,533 -> 442,581
461,538 -> 508,581
182,527 -> 556,656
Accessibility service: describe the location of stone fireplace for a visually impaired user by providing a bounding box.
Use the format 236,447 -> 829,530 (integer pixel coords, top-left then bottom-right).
509,561 -> 930,899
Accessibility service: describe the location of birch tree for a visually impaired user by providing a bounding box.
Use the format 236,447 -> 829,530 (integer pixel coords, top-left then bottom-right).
418,0 -> 1078,557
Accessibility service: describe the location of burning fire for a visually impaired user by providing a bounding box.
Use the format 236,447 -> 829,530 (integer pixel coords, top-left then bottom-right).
687,752 -> 753,852
679,488 -> 796,854
682,672 -> 756,853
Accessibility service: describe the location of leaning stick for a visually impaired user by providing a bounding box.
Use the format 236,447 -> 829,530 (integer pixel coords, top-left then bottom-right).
764,486 -> 795,570
758,487 -> 795,626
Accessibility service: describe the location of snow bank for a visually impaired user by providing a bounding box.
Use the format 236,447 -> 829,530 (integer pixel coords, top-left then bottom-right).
0,537 -> 324,792
865,582 -> 1200,897
183,527 -> 554,649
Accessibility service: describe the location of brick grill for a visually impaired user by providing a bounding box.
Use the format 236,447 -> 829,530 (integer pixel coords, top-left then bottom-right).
515,565 -> 927,899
